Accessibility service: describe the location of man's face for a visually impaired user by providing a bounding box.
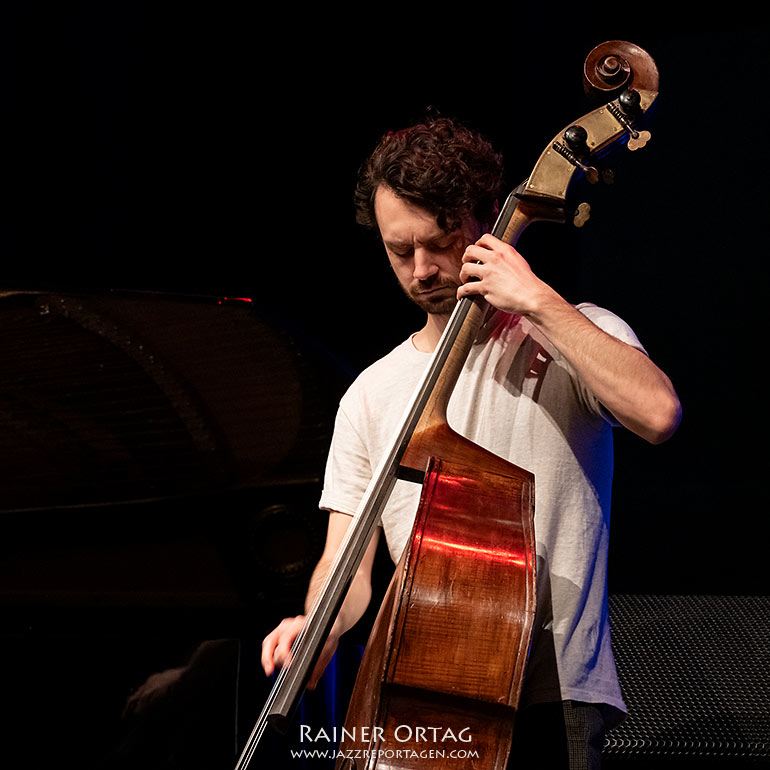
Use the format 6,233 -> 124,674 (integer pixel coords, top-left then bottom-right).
374,186 -> 482,316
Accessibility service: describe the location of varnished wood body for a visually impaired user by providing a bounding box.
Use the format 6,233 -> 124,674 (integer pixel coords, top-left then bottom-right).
336,454 -> 535,769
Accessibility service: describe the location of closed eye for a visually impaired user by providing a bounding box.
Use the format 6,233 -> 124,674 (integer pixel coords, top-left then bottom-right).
385,235 -> 458,259
385,242 -> 414,259
431,235 -> 461,252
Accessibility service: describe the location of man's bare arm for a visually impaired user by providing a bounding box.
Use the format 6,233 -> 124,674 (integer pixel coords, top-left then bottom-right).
261,511 -> 380,688
459,234 -> 681,444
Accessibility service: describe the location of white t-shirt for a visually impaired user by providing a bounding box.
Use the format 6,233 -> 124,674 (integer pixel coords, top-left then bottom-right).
319,303 -> 644,714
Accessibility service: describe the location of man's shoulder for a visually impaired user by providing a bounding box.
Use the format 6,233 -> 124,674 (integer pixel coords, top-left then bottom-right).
574,303 -> 647,354
341,336 -> 425,405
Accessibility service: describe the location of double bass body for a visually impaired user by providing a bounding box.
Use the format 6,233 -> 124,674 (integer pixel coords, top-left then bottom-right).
337,449 -> 536,769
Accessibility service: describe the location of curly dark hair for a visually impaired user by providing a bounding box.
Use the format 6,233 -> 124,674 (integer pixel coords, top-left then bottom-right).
353,116 -> 505,234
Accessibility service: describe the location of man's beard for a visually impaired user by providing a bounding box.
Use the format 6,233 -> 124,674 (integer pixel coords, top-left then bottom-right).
405,276 -> 461,315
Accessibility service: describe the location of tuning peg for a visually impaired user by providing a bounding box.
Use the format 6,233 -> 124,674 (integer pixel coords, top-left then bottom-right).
608,90 -> 651,151
563,125 -> 590,156
627,130 -> 651,151
553,128 -> 601,184
618,88 -> 642,118
573,202 -> 591,227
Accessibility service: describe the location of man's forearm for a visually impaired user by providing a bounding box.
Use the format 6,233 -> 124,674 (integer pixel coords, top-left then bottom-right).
458,235 -> 682,444
305,556 -> 373,639
528,296 -> 681,444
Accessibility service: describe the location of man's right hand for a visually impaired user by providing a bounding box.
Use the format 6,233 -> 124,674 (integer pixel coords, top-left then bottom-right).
260,513 -> 380,691
261,615 -> 340,690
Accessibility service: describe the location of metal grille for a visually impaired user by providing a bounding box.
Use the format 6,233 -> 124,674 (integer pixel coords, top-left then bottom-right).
606,594 -> 770,762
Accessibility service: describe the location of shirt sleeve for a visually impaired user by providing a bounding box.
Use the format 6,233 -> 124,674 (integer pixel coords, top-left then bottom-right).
573,303 -> 648,424
318,400 -> 373,517
576,303 -> 647,355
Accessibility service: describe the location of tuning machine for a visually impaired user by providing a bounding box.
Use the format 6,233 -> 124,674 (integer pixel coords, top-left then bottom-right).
607,88 -> 651,150
572,202 -> 591,228
552,125 -> 614,185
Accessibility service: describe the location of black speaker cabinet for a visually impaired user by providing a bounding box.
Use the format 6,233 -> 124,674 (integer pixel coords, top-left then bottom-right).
605,595 -> 769,768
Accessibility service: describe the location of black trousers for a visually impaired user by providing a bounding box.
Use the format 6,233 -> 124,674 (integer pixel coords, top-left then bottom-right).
507,701 -> 619,770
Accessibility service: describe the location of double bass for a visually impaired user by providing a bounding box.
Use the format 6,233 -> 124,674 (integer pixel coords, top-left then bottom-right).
238,40 -> 660,770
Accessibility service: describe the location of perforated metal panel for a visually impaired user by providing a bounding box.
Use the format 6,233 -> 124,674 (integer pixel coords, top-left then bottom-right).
606,595 -> 770,764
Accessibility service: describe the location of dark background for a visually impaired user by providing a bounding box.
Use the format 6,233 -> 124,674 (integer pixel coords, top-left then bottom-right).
1,4 -> 768,768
